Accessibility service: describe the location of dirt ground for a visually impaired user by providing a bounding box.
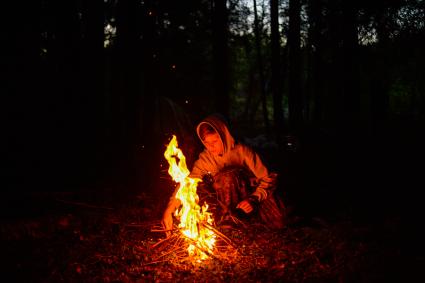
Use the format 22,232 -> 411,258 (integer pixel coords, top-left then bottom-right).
1,126 -> 422,282
0,189 -> 405,283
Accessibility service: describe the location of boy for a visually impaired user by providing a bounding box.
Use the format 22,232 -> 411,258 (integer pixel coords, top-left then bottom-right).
162,114 -> 285,234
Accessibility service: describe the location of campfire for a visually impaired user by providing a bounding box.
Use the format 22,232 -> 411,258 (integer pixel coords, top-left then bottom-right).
149,135 -> 237,264
163,135 -> 216,260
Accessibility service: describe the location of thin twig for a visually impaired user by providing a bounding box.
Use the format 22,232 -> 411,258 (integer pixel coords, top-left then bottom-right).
150,228 -> 175,233
170,235 -> 185,250
229,215 -> 248,228
181,234 -> 221,261
203,223 -> 237,250
150,233 -> 178,249
152,243 -> 187,261
142,259 -> 170,266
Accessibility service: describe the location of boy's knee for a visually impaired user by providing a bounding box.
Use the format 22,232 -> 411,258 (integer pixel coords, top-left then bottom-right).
213,171 -> 235,189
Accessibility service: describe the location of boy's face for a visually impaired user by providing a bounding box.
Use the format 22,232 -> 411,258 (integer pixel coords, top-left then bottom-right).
203,133 -> 223,155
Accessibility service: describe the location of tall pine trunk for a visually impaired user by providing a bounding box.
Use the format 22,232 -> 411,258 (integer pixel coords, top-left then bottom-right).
115,0 -> 142,145
341,0 -> 360,133
288,0 -> 303,133
213,0 -> 230,118
307,0 -> 324,126
78,0 -> 106,182
253,0 -> 270,133
371,8 -> 391,134
270,0 -> 284,137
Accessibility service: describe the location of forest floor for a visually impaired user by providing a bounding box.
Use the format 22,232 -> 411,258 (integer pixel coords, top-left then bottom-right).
1,122 -> 423,282
0,189 -> 406,283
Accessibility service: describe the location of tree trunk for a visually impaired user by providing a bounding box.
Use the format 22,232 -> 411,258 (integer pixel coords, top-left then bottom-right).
371,8 -> 391,133
326,0 -> 342,130
115,0 -> 143,145
270,0 -> 284,136
46,0 -> 83,184
114,0 -> 147,191
81,0 -> 105,176
212,0 -> 230,118
288,0 -> 303,133
341,0 -> 360,132
253,0 -> 270,133
242,39 -> 256,122
306,0 -> 324,126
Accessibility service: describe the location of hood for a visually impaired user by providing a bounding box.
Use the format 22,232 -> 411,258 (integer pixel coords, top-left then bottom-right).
196,114 -> 235,155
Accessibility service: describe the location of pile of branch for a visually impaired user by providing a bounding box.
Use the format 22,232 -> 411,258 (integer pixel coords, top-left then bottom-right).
148,222 -> 239,266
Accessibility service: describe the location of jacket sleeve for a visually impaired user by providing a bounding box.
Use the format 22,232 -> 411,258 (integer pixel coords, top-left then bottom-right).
189,151 -> 216,179
242,146 -> 277,201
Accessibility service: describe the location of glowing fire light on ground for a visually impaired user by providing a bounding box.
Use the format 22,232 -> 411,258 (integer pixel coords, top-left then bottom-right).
164,135 -> 216,260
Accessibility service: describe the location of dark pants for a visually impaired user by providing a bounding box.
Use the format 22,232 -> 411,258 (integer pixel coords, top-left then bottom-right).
202,167 -> 286,229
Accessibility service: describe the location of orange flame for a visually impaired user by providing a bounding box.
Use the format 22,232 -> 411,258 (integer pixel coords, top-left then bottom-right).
164,135 -> 216,259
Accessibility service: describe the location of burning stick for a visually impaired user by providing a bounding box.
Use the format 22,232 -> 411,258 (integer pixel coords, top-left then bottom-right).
150,228 -> 175,233
150,233 -> 179,249
202,223 -> 237,251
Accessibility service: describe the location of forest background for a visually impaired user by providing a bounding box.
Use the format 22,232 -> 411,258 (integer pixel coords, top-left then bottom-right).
2,0 -> 424,218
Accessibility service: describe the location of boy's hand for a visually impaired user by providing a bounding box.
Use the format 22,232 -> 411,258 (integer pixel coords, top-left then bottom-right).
236,200 -> 254,213
161,211 -> 173,238
161,198 -> 181,237
236,195 -> 260,214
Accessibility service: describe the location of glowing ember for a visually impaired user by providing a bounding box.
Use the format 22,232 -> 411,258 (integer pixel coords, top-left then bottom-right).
164,135 -> 216,259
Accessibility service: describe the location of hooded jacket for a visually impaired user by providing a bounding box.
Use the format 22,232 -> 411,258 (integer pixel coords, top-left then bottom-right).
187,114 -> 275,202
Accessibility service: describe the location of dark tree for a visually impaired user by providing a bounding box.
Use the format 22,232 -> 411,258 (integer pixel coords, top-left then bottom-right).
368,0 -> 396,133
213,0 -> 230,117
306,0 -> 325,125
287,0 -> 303,133
253,0 -> 270,133
341,0 -> 360,132
80,0 -> 106,176
270,0 -> 284,135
